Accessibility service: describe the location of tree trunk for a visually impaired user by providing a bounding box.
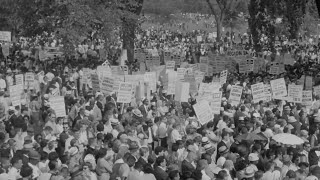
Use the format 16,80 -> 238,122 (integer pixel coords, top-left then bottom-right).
216,19 -> 222,42
121,0 -> 144,68
122,19 -> 135,66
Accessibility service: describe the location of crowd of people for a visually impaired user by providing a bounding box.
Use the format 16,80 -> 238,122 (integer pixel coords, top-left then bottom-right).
1,16 -> 320,180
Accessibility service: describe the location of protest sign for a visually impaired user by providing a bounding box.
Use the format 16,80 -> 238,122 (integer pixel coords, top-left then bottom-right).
288,84 -> 303,103
113,75 -> 125,92
251,83 -> 266,103
25,72 -> 34,83
125,74 -> 144,86
15,74 -> 24,86
270,78 -> 287,97
297,75 -> 305,86
199,56 -> 209,64
175,82 -> 190,102
239,59 -> 247,73
305,76 -> 313,90
264,84 -> 272,102
91,73 -> 100,91
0,31 -> 11,42
210,92 -> 222,114
314,86 -> 320,96
96,65 -> 112,80
100,77 -> 114,95
177,68 -> 186,81
193,100 -> 213,125
269,66 -> 279,75
283,53 -> 295,65
184,73 -> 198,94
167,71 -> 177,95
165,61 -> 175,72
229,85 -> 243,106
9,84 -> 23,107
302,90 -> 313,107
144,72 -> 157,92
2,44 -> 9,57
49,96 -> 66,117
220,70 -> 227,84
247,59 -> 254,72
117,82 -> 134,103
198,83 -> 220,96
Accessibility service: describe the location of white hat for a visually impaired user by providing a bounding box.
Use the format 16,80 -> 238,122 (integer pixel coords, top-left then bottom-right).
244,166 -> 255,178
204,144 -> 215,151
138,133 -> 144,139
110,118 -> 120,126
217,157 -> 226,167
21,100 -> 26,105
202,137 -> 209,144
239,116 -> 244,121
253,113 -> 261,118
0,173 -> 9,180
95,92 -> 102,98
8,106 -> 15,111
69,147 -> 78,156
84,110 -> 90,116
132,109 -> 143,117
248,153 -> 259,161
288,116 -> 297,123
44,94 -> 49,99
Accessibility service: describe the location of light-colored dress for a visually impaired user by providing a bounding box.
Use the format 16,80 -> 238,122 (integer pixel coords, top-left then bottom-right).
96,158 -> 112,180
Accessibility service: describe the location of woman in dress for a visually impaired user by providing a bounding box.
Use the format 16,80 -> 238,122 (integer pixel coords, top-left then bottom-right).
96,148 -> 112,180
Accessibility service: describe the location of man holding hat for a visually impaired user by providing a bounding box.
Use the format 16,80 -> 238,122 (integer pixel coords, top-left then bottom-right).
248,153 -> 259,173
0,75 -> 6,91
28,150 -> 41,179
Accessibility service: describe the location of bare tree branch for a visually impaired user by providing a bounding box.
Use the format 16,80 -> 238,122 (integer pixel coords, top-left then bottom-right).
206,0 -> 218,17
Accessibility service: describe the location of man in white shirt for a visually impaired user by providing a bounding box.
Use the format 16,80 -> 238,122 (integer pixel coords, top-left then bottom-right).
171,123 -> 182,143
28,150 -> 42,179
45,72 -> 55,82
7,156 -> 23,180
261,162 -> 281,180
0,76 -> 6,91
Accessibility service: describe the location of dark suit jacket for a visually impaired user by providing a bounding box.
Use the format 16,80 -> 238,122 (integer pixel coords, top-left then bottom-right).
138,105 -> 148,118
217,141 -> 227,153
137,157 -> 148,167
216,140 -> 228,162
181,160 -> 196,176
10,114 -> 23,128
72,114 -> 83,128
153,166 -> 168,180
